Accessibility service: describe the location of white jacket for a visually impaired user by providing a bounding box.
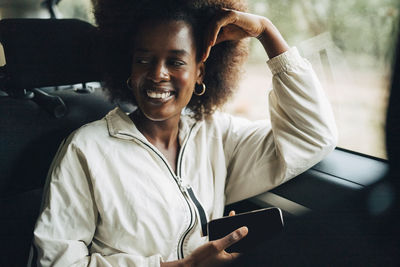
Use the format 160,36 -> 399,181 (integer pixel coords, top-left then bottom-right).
30,48 -> 337,267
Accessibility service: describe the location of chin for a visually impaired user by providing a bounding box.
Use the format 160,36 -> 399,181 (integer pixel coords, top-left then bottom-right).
141,109 -> 180,122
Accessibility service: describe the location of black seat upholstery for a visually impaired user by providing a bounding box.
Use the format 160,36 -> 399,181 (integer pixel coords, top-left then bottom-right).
0,19 -> 115,266
0,19 -> 103,92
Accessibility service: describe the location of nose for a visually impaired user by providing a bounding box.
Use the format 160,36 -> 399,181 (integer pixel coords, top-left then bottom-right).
147,61 -> 170,83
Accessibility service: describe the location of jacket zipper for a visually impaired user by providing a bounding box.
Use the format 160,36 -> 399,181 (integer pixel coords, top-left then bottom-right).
176,186 -> 197,259
128,123 -> 207,259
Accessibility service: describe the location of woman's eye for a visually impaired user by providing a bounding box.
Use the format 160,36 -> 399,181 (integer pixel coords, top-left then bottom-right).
135,58 -> 150,64
169,60 -> 185,67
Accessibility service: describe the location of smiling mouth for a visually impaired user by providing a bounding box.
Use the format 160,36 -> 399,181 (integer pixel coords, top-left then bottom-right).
146,89 -> 174,100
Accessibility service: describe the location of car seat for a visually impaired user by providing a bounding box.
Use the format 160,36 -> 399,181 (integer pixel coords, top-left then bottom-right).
0,18 -> 115,266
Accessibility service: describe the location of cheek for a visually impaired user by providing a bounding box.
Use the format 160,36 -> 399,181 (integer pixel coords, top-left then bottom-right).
181,71 -> 191,81
129,72 -> 147,98
130,71 -> 142,88
177,70 -> 196,92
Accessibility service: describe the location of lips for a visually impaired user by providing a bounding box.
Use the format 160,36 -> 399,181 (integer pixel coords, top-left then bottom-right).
146,90 -> 171,99
144,88 -> 175,100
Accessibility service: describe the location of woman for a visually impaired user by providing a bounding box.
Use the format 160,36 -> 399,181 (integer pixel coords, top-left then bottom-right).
31,0 -> 337,266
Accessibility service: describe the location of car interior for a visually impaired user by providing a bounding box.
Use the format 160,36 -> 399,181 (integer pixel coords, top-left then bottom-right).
230,35 -> 400,266
0,18 -> 115,266
0,2 -> 399,267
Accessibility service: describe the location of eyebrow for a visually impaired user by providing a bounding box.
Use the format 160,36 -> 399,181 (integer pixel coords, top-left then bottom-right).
134,48 -> 189,56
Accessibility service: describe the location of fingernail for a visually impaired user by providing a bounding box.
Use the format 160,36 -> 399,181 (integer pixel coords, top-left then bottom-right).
232,232 -> 239,240
240,226 -> 248,235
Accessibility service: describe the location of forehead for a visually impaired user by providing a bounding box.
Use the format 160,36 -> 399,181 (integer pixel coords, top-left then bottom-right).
132,20 -> 196,56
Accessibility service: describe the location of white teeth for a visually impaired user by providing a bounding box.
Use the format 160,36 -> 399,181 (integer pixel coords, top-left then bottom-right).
146,90 -> 171,99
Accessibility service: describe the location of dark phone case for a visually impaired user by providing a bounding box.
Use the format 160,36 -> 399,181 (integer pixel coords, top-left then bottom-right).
208,207 -> 284,253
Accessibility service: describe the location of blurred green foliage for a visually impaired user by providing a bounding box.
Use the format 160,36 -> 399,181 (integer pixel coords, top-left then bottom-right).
248,0 -> 399,68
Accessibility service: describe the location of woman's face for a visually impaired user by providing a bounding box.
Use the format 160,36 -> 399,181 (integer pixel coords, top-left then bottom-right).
129,20 -> 204,122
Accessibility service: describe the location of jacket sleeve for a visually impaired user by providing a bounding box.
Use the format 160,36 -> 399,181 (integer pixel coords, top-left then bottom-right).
223,47 -> 338,204
30,138 -> 162,267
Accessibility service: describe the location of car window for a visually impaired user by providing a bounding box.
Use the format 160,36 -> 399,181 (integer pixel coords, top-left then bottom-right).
56,0 -> 95,24
3,0 -> 397,159
223,0 -> 399,159
0,44 -> 4,67
0,0 -> 50,19
58,0 -> 399,159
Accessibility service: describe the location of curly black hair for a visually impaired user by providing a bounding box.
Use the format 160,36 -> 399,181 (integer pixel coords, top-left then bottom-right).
94,0 -> 249,120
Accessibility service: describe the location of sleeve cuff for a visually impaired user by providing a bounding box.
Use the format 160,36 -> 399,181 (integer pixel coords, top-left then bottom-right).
266,47 -> 305,75
150,254 -> 163,267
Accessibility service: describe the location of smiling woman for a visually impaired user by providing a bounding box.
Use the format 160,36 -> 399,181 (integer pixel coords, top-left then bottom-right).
127,19 -> 203,171
128,20 -> 202,124
29,0 -> 337,266
95,0 -> 249,121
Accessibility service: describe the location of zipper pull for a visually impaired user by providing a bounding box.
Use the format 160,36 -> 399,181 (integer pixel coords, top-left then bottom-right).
176,176 -> 186,192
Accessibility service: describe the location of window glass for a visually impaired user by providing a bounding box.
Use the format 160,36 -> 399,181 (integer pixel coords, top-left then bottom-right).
0,0 -> 50,19
56,0 -> 94,24
224,0 -> 399,159
56,0 -> 399,159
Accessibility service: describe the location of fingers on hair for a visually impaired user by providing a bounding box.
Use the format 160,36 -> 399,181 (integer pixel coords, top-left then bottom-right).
94,0 -> 249,121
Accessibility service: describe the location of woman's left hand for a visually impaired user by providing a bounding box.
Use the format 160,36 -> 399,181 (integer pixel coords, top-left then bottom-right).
203,8 -> 289,61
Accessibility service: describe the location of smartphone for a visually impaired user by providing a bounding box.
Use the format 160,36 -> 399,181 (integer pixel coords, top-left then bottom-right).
208,207 -> 284,253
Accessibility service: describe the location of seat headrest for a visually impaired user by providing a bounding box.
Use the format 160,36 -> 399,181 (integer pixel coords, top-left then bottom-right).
0,19 -> 104,92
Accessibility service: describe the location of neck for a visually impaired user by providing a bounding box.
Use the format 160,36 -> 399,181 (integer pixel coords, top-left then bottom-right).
130,110 -> 180,149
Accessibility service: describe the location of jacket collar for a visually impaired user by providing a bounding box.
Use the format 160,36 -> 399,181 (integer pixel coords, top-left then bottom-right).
106,107 -> 199,144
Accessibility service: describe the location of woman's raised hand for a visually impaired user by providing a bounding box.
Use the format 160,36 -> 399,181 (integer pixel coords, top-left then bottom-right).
202,8 -> 289,61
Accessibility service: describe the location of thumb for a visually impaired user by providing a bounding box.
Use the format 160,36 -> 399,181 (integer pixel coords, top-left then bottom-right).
215,226 -> 248,251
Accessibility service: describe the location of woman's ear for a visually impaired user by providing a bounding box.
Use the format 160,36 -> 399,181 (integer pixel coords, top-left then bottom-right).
196,62 -> 205,84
